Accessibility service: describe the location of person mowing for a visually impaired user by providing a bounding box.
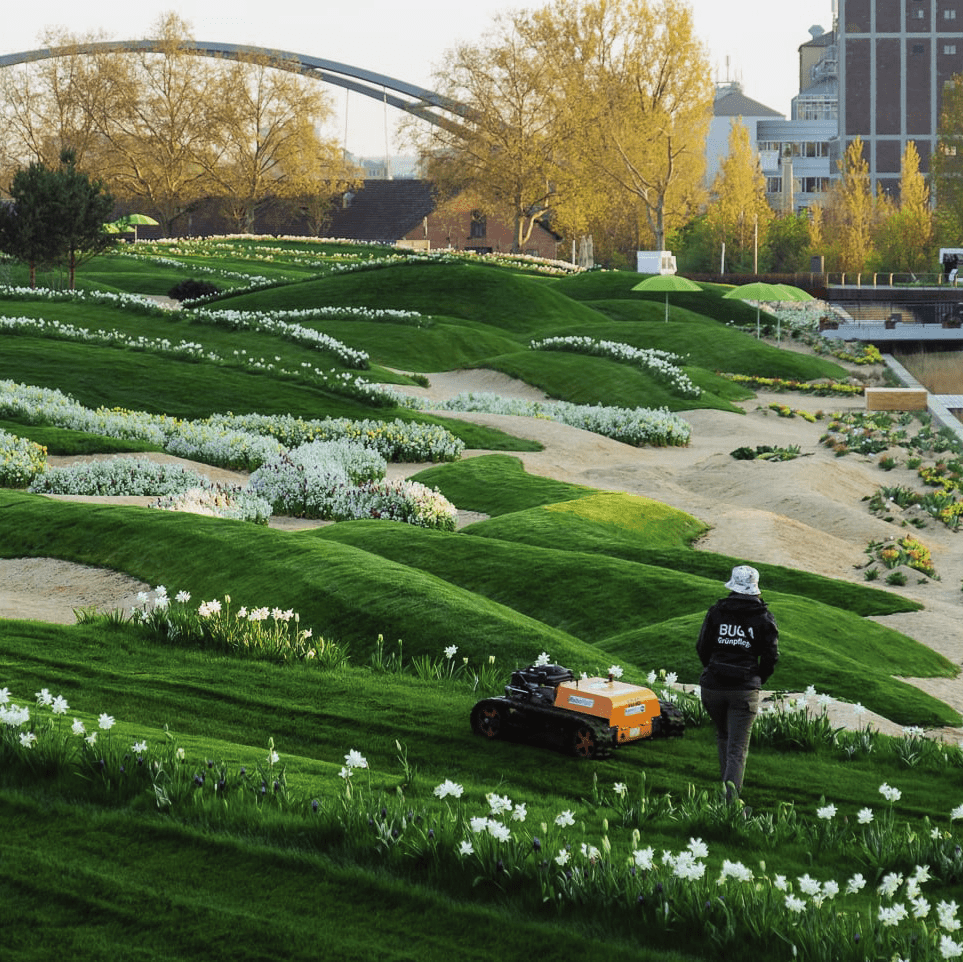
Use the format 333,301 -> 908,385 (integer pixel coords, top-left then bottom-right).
696,565 -> 779,803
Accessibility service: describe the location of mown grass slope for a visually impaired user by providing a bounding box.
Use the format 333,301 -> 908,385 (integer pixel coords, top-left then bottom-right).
1,241 -> 958,961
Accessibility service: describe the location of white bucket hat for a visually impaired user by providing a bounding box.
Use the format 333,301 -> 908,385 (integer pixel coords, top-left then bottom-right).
725,565 -> 761,595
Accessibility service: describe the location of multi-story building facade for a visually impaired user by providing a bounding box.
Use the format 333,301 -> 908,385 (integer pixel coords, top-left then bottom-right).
707,24 -> 838,214
838,0 -> 963,195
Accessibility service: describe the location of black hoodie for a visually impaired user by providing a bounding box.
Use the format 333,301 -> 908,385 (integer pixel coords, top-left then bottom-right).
696,593 -> 779,690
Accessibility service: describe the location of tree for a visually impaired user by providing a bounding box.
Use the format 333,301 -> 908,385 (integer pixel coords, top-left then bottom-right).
408,10 -> 563,253
817,136 -> 877,272
203,54 -> 360,232
931,76 -> 963,248
536,0 -> 713,251
55,148 -> 115,288
765,213 -> 812,273
0,28 -> 119,175
705,120 -> 772,272
87,13 -> 220,234
0,160 -> 64,286
874,141 -> 935,272
0,148 -> 114,288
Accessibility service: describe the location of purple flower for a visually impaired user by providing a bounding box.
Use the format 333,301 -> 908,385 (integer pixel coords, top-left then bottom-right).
312,799 -> 320,813
533,837 -> 541,852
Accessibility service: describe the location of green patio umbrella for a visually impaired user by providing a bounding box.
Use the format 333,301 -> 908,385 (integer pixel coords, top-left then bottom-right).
723,281 -> 811,341
110,213 -> 160,241
631,273 -> 703,322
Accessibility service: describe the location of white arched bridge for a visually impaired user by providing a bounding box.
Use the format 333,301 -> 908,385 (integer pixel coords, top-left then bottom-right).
0,39 -> 470,135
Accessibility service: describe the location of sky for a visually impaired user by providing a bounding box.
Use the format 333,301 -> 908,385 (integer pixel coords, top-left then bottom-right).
4,0 -> 837,158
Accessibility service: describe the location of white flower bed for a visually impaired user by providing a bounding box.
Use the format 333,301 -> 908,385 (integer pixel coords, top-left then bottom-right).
247,440 -> 455,529
248,439 -> 387,516
530,335 -> 701,398
0,310 -> 404,405
189,309 -> 371,368
0,285 -> 168,314
150,485 -> 273,524
0,381 -> 463,470
206,412 -> 465,462
418,392 -> 692,447
28,457 -> 210,496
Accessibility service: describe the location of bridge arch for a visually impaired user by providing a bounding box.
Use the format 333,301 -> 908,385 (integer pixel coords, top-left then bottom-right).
0,39 -> 471,135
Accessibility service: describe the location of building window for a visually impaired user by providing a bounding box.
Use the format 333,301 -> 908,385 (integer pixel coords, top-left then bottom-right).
946,45 -> 958,55
766,177 -> 783,193
946,8 -> 957,18
469,210 -> 487,238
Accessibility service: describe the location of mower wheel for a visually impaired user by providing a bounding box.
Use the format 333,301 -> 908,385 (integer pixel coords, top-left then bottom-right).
655,700 -> 686,737
570,723 -> 598,759
471,700 -> 505,739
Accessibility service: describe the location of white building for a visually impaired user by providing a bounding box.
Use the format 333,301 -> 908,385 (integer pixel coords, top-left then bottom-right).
708,24 -> 838,213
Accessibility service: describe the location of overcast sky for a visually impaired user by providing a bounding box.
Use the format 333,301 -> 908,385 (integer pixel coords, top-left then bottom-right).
5,0 -> 836,157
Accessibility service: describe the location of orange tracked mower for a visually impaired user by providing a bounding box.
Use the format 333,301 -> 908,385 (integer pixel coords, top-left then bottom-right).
470,663 -> 684,759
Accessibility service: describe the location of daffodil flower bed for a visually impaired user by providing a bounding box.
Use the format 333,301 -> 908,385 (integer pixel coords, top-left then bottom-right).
150,484 -> 274,523
722,373 -> 864,397
28,456 -> 213,496
0,429 -> 47,486
8,682 -> 963,961
0,312 -> 402,405
0,284 -> 170,315
766,402 -> 820,421
188,308 -> 378,368
530,336 -> 701,398
417,392 -> 692,447
122,587 -> 344,665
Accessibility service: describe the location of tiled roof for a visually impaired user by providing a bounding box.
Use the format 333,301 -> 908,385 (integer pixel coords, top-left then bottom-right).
326,179 -> 437,242
714,88 -> 783,118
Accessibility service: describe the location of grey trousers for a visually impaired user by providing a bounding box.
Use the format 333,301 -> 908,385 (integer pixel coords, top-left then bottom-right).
700,687 -> 761,800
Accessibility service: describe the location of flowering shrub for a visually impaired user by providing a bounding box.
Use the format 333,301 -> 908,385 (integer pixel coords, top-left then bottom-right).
418,392 -> 691,447
530,336 -> 701,398
0,429 -> 47,487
